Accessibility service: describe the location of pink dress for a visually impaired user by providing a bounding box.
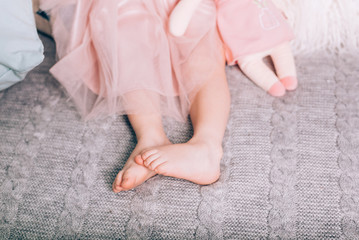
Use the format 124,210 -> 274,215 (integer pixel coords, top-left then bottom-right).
216,0 -> 294,65
41,0 -> 223,121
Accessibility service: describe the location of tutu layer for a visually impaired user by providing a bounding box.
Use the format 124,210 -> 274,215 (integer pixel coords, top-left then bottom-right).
42,0 -> 223,121
216,0 -> 294,65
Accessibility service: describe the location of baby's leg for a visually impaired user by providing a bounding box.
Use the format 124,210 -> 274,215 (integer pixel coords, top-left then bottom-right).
270,42 -> 297,90
112,112 -> 171,193
135,52 -> 230,185
238,54 -> 286,97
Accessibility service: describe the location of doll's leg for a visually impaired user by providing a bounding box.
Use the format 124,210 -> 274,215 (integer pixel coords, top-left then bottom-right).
135,55 -> 230,185
112,113 -> 171,192
270,42 -> 298,90
239,54 -> 286,97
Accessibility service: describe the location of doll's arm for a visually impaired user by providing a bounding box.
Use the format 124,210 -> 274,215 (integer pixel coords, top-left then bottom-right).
168,0 -> 202,37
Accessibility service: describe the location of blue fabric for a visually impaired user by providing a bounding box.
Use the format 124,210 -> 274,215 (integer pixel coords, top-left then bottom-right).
0,0 -> 44,91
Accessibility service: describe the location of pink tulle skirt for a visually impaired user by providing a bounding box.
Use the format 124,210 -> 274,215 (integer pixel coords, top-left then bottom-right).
41,0 -> 223,121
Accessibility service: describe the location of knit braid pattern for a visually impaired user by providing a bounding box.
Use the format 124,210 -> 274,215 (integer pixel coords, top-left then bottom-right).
1,34 -> 359,239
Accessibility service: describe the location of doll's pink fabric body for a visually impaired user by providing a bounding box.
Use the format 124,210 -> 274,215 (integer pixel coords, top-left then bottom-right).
41,0 -> 222,121
216,0 -> 294,65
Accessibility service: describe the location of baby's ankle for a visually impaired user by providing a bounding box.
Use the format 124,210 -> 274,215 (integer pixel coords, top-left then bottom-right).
189,137 -> 223,158
137,132 -> 170,146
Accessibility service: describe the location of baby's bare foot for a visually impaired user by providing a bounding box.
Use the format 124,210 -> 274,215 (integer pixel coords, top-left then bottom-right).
112,138 -> 171,193
135,140 -> 222,185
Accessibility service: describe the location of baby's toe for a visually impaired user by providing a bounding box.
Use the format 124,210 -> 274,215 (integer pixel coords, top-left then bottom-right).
144,153 -> 161,167
134,155 -> 144,165
141,149 -> 159,160
112,171 -> 124,193
153,162 -> 168,175
149,158 -> 166,172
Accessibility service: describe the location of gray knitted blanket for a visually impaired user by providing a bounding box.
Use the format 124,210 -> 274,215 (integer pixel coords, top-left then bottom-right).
0,35 -> 358,239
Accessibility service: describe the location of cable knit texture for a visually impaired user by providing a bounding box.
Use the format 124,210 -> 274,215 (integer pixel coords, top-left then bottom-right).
1,35 -> 359,238
268,95 -> 298,238
335,55 -> 359,239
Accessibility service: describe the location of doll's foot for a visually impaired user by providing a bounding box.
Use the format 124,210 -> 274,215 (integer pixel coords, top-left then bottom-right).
112,137 -> 171,192
268,81 -> 286,97
135,139 -> 222,185
280,76 -> 298,91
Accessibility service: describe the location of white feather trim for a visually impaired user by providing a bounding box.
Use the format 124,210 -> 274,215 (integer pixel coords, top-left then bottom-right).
272,0 -> 359,54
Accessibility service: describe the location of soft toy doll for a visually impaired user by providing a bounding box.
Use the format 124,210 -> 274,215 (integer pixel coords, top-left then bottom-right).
169,0 -> 297,97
